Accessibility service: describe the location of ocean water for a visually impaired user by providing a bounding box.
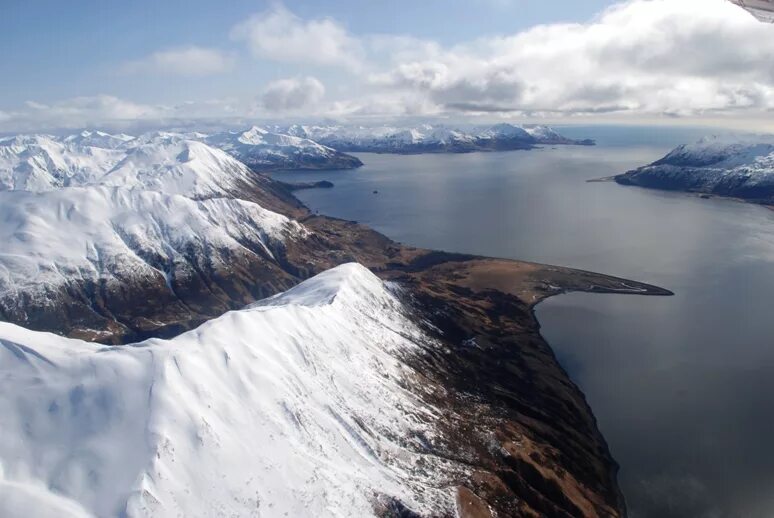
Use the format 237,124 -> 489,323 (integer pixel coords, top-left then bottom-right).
271,126 -> 774,518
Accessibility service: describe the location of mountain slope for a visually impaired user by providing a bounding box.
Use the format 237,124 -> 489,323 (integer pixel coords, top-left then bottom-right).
0,134 -> 126,191
615,135 -> 774,204
0,264 -> 458,518
0,127 -> 669,517
0,130 -> 362,190
204,127 -> 363,171
0,186 -> 307,341
98,135 -> 264,198
0,258 -> 661,518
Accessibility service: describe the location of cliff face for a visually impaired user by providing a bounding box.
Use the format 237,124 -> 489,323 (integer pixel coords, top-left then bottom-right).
0,153 -> 671,515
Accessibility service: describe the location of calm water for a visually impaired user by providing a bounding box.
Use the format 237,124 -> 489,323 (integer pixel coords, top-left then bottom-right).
271,126 -> 774,518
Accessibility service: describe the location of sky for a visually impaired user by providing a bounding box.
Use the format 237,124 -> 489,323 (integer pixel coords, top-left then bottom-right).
2,0 -> 774,132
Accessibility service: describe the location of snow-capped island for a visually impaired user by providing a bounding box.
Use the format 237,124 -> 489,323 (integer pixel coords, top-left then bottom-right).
615,135 -> 774,205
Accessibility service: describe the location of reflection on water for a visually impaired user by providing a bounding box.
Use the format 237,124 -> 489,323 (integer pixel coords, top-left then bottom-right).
271,126 -> 774,518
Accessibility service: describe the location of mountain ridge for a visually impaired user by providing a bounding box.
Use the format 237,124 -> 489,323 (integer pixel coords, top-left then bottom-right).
0,264 -> 458,517
273,122 -> 594,154
0,125 -> 666,517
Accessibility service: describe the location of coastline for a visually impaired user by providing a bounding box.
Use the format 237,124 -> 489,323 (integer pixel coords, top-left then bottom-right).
590,174 -> 774,210
375,251 -> 667,517
0,173 -> 673,517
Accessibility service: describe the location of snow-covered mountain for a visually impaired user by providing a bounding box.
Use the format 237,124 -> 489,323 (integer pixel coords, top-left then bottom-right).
0,133 -> 127,191
205,126 -> 363,171
0,185 -> 302,302
276,123 -> 594,154
0,185 -> 307,340
0,264 -> 461,518
62,130 -> 135,149
615,135 -> 774,204
98,134 -> 265,199
0,129 -> 362,188
0,125 -> 590,185
0,132 -> 259,195
0,130 -> 321,340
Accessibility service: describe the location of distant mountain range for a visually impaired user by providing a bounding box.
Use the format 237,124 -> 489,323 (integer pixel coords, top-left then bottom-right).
0,129 -> 362,179
0,124 -> 591,183
203,126 -> 364,170
271,122 -> 595,154
615,135 -> 774,205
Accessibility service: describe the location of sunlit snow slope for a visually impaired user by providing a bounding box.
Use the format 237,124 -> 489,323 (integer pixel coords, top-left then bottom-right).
0,132 -> 264,198
0,186 -> 304,307
205,126 -> 363,171
0,264 -> 456,518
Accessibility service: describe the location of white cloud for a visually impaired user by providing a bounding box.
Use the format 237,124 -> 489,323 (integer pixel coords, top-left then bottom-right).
261,77 -> 326,111
0,95 -> 261,132
368,0 -> 774,118
24,101 -> 49,110
121,46 -> 234,76
231,5 -> 363,69
47,95 -> 159,121
0,95 -> 163,131
6,0 -> 774,131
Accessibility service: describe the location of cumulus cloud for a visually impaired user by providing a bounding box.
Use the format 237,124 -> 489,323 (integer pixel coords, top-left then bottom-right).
5,0 -> 774,131
368,0 -> 774,118
46,95 -> 159,122
0,95 -> 164,131
231,5 -> 363,69
261,77 -> 326,111
121,46 -> 234,76
0,95 -> 262,132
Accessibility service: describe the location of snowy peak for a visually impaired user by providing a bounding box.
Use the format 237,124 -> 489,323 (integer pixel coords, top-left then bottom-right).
255,261 -> 389,308
0,132 -> 263,198
280,123 -> 593,153
0,186 -> 304,304
0,264 -> 455,517
100,137 -> 257,198
0,133 -> 126,191
204,127 -> 364,171
655,134 -> 774,168
235,125 -> 269,144
478,123 -> 532,140
0,128 -> 317,340
0,128 -> 363,189
63,130 -> 135,149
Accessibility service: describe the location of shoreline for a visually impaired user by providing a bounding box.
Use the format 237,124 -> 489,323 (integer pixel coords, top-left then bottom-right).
589,174 -> 774,210
0,170 -> 673,517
